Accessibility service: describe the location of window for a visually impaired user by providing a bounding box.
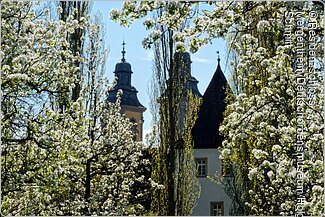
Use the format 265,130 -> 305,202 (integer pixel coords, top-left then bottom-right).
210,201 -> 224,216
130,118 -> 138,140
125,75 -> 129,85
196,158 -> 207,177
125,75 -> 131,85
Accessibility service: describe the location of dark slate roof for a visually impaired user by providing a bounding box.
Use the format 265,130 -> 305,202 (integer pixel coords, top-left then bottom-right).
107,87 -> 145,108
192,60 -> 227,149
107,42 -> 146,109
107,61 -> 145,108
114,61 -> 132,72
188,76 -> 202,98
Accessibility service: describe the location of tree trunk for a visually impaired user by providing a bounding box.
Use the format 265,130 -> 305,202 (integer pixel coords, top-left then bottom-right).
85,159 -> 91,215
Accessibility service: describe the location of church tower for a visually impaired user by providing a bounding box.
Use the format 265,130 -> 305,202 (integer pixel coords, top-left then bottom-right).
107,42 -> 146,141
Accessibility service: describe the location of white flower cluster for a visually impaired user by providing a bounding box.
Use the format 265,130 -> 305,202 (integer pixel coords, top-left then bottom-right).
256,20 -> 270,32
2,2 -> 154,216
252,149 -> 269,160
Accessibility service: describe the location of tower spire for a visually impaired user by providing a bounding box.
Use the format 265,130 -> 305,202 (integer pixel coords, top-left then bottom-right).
217,51 -> 220,65
121,40 -> 126,62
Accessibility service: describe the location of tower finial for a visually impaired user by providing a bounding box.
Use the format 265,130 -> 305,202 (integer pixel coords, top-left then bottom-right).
121,40 -> 126,62
217,51 -> 220,64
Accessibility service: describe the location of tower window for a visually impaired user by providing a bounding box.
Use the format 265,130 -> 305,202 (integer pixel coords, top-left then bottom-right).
130,118 -> 138,140
196,158 -> 207,177
125,75 -> 129,85
210,201 -> 224,216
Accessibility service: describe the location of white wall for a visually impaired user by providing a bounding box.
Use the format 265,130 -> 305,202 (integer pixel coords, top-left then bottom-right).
192,149 -> 231,216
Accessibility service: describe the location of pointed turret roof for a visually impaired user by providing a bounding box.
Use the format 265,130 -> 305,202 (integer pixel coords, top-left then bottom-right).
192,52 -> 227,149
173,51 -> 202,98
188,76 -> 202,98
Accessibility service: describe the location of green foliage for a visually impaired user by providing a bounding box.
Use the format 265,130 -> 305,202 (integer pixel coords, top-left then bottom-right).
175,92 -> 201,215
147,26 -> 201,215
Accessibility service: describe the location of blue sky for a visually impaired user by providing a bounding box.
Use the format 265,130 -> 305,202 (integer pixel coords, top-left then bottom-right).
92,2 -> 228,134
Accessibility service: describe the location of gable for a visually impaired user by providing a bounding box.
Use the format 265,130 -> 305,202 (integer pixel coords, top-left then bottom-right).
192,63 -> 228,149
